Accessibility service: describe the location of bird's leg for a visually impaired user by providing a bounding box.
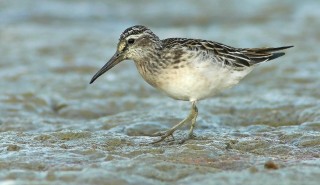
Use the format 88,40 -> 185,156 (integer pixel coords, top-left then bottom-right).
151,101 -> 197,144
178,102 -> 199,144
188,103 -> 198,139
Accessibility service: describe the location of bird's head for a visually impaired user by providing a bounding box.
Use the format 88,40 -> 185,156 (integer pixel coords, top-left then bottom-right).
90,25 -> 160,84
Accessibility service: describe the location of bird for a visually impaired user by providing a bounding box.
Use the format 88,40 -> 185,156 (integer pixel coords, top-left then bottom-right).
90,25 -> 293,144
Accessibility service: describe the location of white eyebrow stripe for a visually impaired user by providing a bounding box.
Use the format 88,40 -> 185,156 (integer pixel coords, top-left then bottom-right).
126,34 -> 142,40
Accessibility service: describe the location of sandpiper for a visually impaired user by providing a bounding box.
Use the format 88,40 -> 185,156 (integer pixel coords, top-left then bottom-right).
90,25 -> 293,144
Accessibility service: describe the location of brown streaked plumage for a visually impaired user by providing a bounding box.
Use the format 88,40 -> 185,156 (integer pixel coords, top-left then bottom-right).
90,25 -> 293,144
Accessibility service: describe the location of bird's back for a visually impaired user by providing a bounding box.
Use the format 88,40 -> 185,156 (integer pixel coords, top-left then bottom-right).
162,38 -> 293,69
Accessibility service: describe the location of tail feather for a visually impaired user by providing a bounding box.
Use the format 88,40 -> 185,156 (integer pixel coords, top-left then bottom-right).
268,52 -> 286,60
246,46 -> 294,53
242,45 -> 293,65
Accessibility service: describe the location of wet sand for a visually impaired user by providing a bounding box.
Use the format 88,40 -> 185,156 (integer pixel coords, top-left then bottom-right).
0,0 -> 320,184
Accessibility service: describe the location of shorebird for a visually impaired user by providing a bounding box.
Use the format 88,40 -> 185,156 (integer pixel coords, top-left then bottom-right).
90,25 -> 293,144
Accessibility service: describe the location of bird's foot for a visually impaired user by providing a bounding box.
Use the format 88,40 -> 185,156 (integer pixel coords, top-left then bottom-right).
178,133 -> 197,144
150,101 -> 198,144
150,130 -> 175,144
188,133 -> 196,139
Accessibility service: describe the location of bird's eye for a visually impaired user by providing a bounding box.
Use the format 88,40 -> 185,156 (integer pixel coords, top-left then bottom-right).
128,38 -> 135,44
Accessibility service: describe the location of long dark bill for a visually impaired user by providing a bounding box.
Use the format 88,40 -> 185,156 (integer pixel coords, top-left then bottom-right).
90,52 -> 123,84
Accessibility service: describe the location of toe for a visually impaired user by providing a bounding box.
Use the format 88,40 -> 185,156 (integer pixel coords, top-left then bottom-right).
150,131 -> 165,137
189,133 -> 196,139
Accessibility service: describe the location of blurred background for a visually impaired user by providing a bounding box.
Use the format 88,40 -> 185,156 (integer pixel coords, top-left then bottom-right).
1,0 -> 319,119
0,0 -> 319,184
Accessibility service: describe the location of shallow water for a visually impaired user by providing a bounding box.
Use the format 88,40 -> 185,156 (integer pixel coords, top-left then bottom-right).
1,0 -> 320,184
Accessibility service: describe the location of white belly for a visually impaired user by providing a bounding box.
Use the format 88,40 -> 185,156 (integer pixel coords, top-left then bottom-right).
156,61 -> 253,101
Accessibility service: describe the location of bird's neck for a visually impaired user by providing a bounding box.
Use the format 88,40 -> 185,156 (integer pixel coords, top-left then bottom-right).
133,47 -> 163,87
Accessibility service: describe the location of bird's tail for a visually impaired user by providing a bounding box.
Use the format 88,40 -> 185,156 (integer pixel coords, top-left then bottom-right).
242,45 -> 293,65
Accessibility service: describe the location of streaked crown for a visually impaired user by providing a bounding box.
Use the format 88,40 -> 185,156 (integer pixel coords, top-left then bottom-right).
120,25 -> 159,41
